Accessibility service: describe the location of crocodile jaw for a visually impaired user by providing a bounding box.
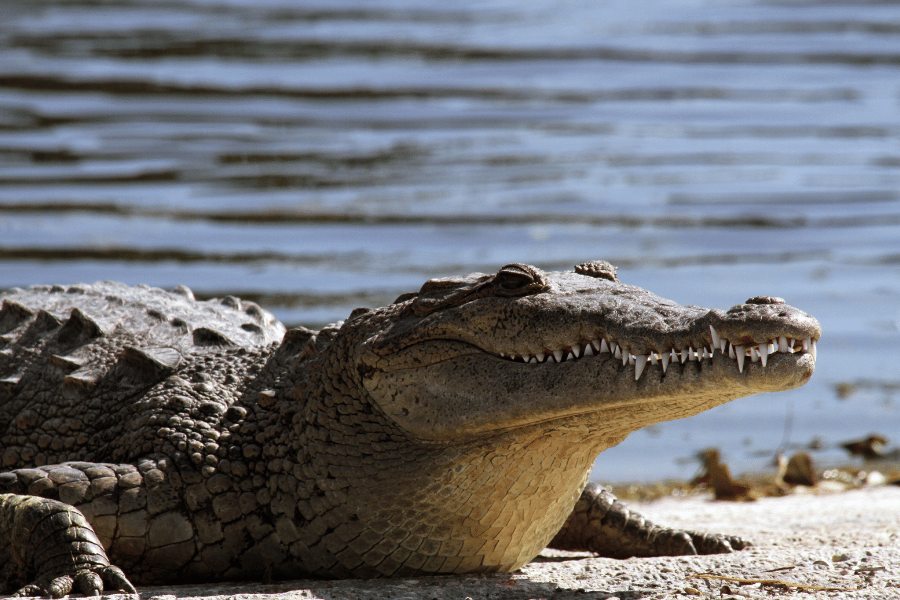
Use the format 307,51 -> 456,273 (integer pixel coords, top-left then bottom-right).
361,339 -> 815,442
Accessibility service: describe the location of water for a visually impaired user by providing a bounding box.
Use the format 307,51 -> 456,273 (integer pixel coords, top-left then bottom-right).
1,0 -> 899,482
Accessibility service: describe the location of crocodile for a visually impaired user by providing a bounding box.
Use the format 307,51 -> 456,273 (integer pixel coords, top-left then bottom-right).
0,261 -> 820,596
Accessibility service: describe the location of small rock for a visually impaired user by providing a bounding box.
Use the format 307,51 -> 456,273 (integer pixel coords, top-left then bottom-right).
683,586 -> 702,595
865,471 -> 887,486
833,551 -> 865,563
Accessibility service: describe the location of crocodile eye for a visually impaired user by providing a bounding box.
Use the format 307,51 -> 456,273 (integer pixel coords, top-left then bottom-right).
493,264 -> 547,296
496,270 -> 533,290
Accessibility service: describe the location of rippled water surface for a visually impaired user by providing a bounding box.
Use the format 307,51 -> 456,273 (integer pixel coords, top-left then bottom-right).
2,0 -> 899,482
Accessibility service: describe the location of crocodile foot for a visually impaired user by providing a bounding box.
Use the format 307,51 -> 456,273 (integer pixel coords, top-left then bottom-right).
548,483 -> 750,558
13,565 -> 135,599
0,494 -> 137,597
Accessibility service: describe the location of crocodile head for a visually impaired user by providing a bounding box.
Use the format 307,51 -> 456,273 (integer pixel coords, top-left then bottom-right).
357,261 -> 820,444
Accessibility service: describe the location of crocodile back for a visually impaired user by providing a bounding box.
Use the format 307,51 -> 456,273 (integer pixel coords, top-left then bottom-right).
0,282 -> 286,469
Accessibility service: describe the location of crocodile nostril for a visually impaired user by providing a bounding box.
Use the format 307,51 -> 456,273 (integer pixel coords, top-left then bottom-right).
745,296 -> 785,305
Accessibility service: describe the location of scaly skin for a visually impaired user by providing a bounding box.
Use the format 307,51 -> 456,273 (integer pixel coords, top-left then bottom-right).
0,262 -> 820,595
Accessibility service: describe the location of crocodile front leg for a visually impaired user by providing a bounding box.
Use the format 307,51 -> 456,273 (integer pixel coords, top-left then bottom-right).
0,457 -> 200,596
548,483 -> 749,558
0,494 -> 135,597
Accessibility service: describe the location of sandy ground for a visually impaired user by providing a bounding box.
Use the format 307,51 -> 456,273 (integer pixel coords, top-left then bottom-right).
112,485 -> 899,600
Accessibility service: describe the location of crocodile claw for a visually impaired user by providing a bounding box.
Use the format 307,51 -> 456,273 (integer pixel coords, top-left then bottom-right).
14,565 -> 136,598
1,495 -> 137,598
689,531 -> 751,554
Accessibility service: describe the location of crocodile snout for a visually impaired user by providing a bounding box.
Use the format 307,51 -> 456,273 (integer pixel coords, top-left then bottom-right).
714,298 -> 820,349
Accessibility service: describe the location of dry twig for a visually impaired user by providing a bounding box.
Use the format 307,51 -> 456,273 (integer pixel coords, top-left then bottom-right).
686,573 -> 858,593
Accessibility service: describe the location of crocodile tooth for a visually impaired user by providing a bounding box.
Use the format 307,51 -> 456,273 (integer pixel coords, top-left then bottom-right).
584,344 -> 594,356
720,338 -> 727,352
613,344 -> 621,359
709,326 -> 721,350
536,352 -> 545,363
735,345 -> 745,373
528,356 -> 537,364
499,352 -> 506,357
553,349 -> 564,363
590,339 -> 600,352
571,344 -> 581,358
802,338 -> 811,353
660,351 -> 670,373
778,336 -> 788,353
680,348 -> 689,364
635,355 -> 647,380
628,354 -> 635,365
709,344 -> 716,356
728,344 -> 736,359
811,340 -> 817,361
600,339 -> 609,353
750,347 -> 759,362
758,343 -> 768,367
700,347 -> 707,360
649,353 -> 658,365
621,350 -> 628,366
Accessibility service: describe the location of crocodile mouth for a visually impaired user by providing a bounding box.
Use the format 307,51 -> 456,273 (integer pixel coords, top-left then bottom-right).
364,326 -> 818,441
493,326 -> 818,381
